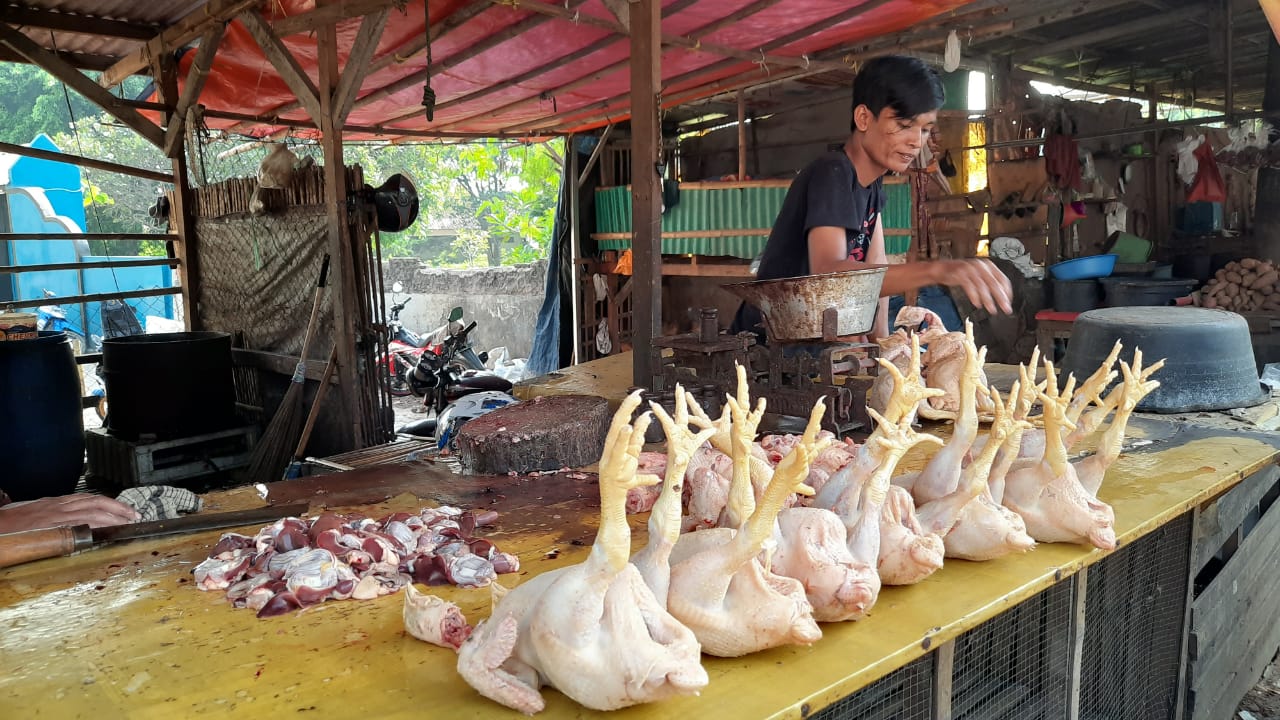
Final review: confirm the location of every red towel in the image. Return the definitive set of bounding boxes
[1044,134,1082,191]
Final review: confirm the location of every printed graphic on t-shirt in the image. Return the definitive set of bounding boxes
[846,208,878,262]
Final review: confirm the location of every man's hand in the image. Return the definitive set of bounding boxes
[0,494,140,534]
[932,258,1013,315]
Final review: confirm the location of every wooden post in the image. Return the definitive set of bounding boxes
[154,55,201,332]
[318,17,362,449]
[629,0,662,388]
[932,639,955,720]
[737,89,747,180]
[1148,83,1171,248]
[1067,569,1089,720]
[1224,0,1234,121]
[568,133,582,365]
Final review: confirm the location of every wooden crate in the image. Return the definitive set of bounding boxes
[85,425,259,488]
[1187,464,1280,719]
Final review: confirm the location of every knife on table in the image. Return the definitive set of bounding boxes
[0,502,310,570]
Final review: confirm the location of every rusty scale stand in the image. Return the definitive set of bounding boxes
[650,307,880,437]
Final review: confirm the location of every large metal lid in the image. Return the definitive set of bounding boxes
[1060,307,1267,413]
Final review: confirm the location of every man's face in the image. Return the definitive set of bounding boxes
[855,105,938,174]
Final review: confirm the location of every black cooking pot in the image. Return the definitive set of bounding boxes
[1061,307,1267,413]
[1104,278,1198,307]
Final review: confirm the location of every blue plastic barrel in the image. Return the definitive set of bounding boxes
[0,331,84,501]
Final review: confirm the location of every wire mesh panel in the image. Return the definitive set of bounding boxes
[1080,512,1193,720]
[952,581,1074,720]
[809,653,933,720]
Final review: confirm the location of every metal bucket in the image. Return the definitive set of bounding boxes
[722,266,887,341]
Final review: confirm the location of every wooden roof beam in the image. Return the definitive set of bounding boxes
[271,0,400,37]
[848,0,1130,62]
[0,45,114,71]
[377,0,722,129]
[483,0,855,75]
[1011,5,1208,63]
[1014,66,1225,113]
[162,24,225,157]
[450,0,891,134]
[0,22,165,147]
[226,0,488,134]
[99,0,260,89]
[332,8,388,124]
[3,5,159,40]
[239,9,324,125]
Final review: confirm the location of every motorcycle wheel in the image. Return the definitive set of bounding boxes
[384,363,413,397]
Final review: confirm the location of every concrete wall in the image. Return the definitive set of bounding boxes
[382,258,546,359]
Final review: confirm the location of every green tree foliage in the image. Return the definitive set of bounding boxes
[0,62,98,145]
[0,62,563,267]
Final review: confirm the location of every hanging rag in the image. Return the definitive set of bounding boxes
[116,486,203,522]
[614,249,634,275]
[1044,134,1082,191]
[943,30,961,72]
[1187,139,1227,203]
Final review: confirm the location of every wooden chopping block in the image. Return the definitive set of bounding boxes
[456,395,612,475]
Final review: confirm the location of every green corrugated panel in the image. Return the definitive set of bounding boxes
[882,182,912,228]
[883,182,913,256]
[593,182,910,259]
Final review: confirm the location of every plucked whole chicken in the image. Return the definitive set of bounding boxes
[456,391,707,714]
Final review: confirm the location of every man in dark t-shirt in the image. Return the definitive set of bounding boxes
[732,56,1013,342]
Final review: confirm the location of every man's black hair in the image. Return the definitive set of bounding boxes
[850,56,945,132]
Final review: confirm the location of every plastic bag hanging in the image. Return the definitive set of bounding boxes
[1187,139,1227,203]
[943,30,961,72]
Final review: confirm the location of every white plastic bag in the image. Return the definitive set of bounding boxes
[1175,135,1204,186]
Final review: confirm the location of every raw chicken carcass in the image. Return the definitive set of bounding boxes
[665,398,828,657]
[895,324,988,505]
[456,392,707,714]
[1002,362,1117,550]
[818,351,946,587]
[403,584,472,650]
[860,407,952,579]
[934,386,1037,561]
[918,320,995,421]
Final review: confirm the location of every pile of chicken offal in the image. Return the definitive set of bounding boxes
[404,320,1161,716]
[192,506,519,619]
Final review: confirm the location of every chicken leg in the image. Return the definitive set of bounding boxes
[633,385,718,607]
[898,322,988,504]
[1073,350,1164,496]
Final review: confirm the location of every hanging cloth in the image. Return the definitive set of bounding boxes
[1044,134,1082,191]
[1187,139,1227,203]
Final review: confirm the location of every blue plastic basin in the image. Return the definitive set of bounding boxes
[1049,254,1118,281]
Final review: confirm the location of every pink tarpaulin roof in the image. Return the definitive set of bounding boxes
[175,0,977,139]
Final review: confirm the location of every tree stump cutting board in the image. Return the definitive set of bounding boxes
[456,395,611,474]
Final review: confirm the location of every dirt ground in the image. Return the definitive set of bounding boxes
[1238,653,1280,719]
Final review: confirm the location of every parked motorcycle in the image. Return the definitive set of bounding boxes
[394,304,515,448]
[380,286,489,397]
[381,282,429,397]
[35,289,98,353]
